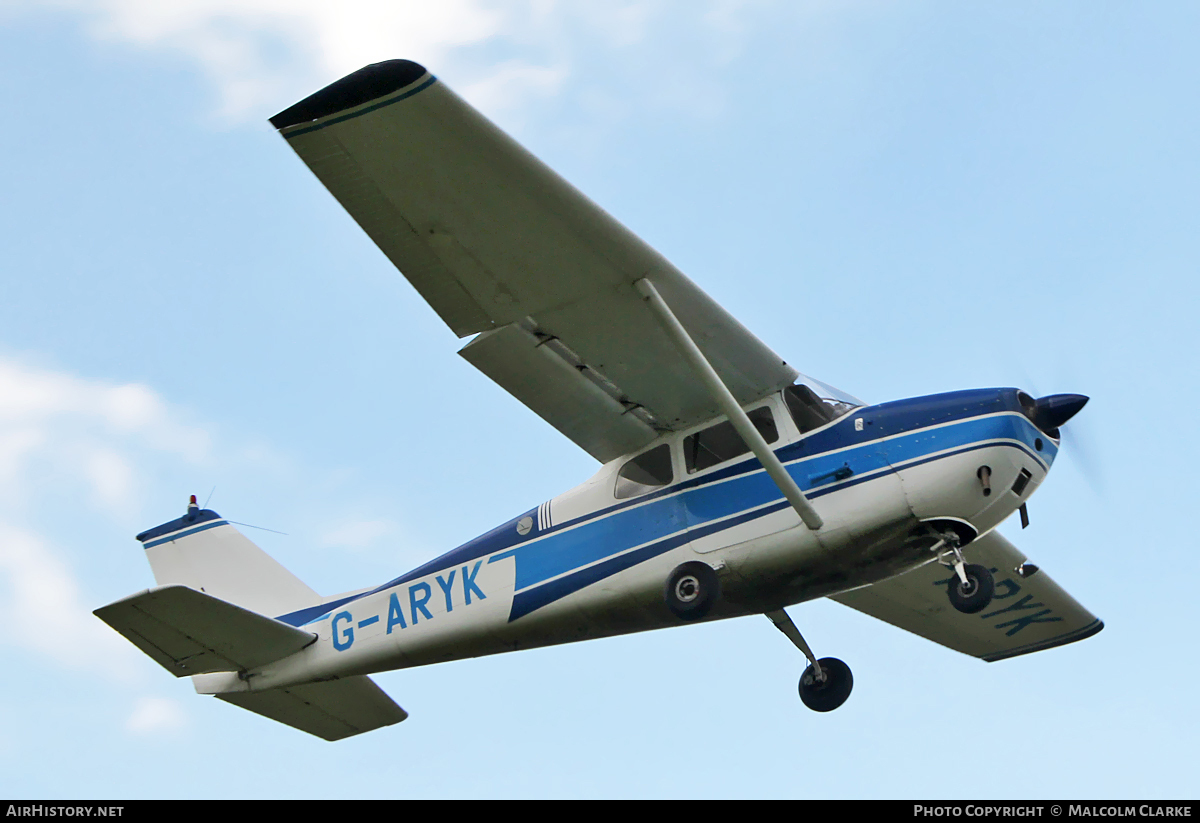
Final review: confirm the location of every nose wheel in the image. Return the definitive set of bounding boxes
[926,525,995,615]
[947,563,995,614]
[766,608,853,713]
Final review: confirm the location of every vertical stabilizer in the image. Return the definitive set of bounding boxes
[136,499,319,618]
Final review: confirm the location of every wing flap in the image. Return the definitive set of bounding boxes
[217,676,408,741]
[832,531,1103,661]
[94,585,317,676]
[276,62,797,452]
[460,322,659,462]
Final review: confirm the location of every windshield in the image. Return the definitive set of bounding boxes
[785,373,864,434]
[797,373,863,409]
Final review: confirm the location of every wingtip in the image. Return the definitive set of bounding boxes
[270,59,430,130]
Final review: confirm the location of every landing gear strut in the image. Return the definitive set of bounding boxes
[927,526,995,614]
[766,609,853,713]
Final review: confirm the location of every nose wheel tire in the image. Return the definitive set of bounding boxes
[798,657,853,712]
[947,563,995,614]
[664,562,720,621]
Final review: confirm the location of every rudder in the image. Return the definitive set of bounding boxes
[136,498,319,618]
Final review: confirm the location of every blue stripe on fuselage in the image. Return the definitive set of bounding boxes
[489,492,688,592]
[273,389,1053,626]
[507,498,793,621]
[498,412,1050,597]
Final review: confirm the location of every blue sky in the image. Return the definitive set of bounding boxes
[1,0,1197,798]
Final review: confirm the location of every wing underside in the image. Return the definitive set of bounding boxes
[273,60,797,462]
[832,531,1103,661]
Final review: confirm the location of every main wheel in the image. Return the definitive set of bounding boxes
[664,561,720,621]
[947,563,995,614]
[798,657,853,712]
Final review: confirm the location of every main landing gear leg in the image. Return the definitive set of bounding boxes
[765,609,853,713]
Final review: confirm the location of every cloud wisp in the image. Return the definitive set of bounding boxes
[0,355,217,678]
[6,0,800,125]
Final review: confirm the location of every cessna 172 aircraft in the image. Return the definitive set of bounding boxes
[96,60,1101,741]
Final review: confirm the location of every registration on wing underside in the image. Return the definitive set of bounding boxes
[833,530,1102,660]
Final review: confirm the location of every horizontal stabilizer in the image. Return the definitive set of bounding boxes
[94,585,317,676]
[832,531,1102,661]
[217,676,408,741]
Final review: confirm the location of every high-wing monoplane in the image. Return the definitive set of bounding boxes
[96,61,1101,741]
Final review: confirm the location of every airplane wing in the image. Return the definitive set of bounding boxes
[831,531,1103,661]
[271,60,798,463]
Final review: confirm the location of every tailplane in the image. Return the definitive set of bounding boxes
[94,585,317,676]
[218,677,408,741]
[96,498,409,741]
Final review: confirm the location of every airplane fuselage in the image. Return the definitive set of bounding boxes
[196,387,1055,695]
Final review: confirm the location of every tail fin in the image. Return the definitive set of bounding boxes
[136,499,319,618]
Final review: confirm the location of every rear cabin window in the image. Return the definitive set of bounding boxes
[615,444,674,499]
[684,407,778,474]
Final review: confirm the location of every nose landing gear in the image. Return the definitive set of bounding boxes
[947,563,995,614]
[926,526,995,614]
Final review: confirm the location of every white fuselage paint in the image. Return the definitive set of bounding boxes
[199,393,1052,696]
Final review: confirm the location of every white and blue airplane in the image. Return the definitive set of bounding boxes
[96,60,1101,741]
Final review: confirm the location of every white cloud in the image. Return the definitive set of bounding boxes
[0,356,210,514]
[0,355,213,676]
[126,696,187,735]
[3,0,802,124]
[458,58,568,123]
[83,447,136,510]
[17,0,529,119]
[0,521,134,678]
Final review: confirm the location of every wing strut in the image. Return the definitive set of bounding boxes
[635,278,824,531]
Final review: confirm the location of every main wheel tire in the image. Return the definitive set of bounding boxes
[664,561,720,621]
[798,657,853,712]
[947,563,995,614]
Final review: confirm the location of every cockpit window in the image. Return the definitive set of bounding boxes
[785,382,860,434]
[615,444,674,499]
[684,406,778,474]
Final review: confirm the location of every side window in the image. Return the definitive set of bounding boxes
[684,407,778,474]
[785,384,837,434]
[615,444,674,499]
